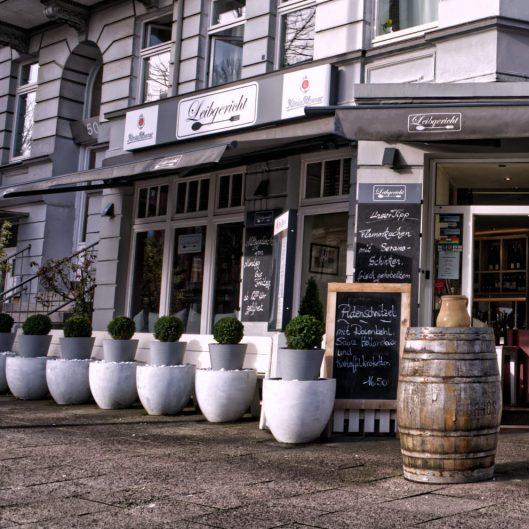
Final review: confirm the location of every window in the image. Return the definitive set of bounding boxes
[377,0,438,35]
[208,0,245,87]
[279,2,316,68]
[141,17,172,102]
[12,62,39,159]
[175,178,210,215]
[86,64,102,119]
[137,184,169,219]
[304,158,351,200]
[217,173,244,209]
[131,230,165,332]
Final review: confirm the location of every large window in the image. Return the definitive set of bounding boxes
[208,0,245,87]
[131,230,165,332]
[12,62,39,159]
[278,1,316,68]
[141,17,172,102]
[377,0,439,35]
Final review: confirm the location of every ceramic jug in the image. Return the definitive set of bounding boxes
[436,295,471,327]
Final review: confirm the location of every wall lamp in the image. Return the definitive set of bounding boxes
[382,147,403,170]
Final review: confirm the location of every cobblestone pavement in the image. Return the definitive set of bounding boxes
[2,396,529,528]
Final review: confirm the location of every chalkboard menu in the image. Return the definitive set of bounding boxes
[354,204,420,323]
[241,227,274,322]
[325,283,411,407]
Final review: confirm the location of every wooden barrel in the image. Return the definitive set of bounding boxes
[397,327,502,484]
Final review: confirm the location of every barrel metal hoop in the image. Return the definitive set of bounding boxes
[398,376,500,384]
[398,427,500,437]
[401,448,497,459]
[402,353,498,361]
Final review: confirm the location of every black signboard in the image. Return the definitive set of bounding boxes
[354,204,420,323]
[241,227,274,322]
[333,291,401,400]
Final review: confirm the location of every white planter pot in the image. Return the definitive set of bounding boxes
[17,334,52,358]
[263,378,336,444]
[137,364,195,415]
[46,358,91,405]
[102,339,138,362]
[89,361,137,409]
[0,332,16,352]
[0,352,14,393]
[148,341,186,366]
[59,337,95,360]
[195,368,257,423]
[6,356,48,400]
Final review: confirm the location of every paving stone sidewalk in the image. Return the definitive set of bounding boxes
[1,396,529,528]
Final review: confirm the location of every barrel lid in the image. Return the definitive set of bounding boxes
[406,327,494,340]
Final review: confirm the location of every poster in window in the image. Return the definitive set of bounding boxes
[309,243,339,275]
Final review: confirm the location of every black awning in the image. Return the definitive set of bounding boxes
[0,142,233,199]
[306,101,529,143]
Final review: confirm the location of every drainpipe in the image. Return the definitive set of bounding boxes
[171,0,184,96]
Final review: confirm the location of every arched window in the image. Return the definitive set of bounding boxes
[85,62,102,119]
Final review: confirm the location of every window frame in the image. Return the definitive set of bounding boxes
[214,169,246,213]
[275,0,316,70]
[11,60,39,162]
[372,0,439,45]
[139,16,174,103]
[207,0,246,87]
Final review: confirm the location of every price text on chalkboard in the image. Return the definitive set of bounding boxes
[241,227,274,322]
[325,283,411,408]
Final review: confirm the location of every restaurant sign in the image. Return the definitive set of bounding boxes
[123,106,158,150]
[408,112,462,133]
[176,82,258,139]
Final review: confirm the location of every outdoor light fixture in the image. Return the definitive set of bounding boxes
[382,147,403,170]
[101,203,115,218]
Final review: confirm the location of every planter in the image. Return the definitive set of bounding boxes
[59,337,95,360]
[277,348,325,380]
[208,343,247,370]
[17,334,52,358]
[89,360,137,409]
[0,332,16,352]
[148,341,186,366]
[46,358,91,405]
[195,368,256,422]
[0,352,14,393]
[263,378,336,444]
[102,339,138,362]
[6,356,48,400]
[137,364,195,415]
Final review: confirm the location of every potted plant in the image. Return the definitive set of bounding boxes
[103,316,137,362]
[149,316,186,366]
[0,313,15,352]
[382,18,393,33]
[18,314,53,358]
[60,315,95,360]
[209,317,246,370]
[278,315,325,380]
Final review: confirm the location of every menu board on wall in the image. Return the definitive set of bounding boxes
[324,283,411,408]
[354,204,421,323]
[241,227,274,322]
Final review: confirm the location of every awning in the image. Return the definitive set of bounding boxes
[307,101,529,143]
[0,142,233,199]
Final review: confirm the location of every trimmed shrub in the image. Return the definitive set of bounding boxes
[298,277,324,323]
[64,316,92,338]
[0,313,14,333]
[22,314,53,336]
[285,315,325,350]
[107,316,135,340]
[213,317,244,345]
[154,316,184,342]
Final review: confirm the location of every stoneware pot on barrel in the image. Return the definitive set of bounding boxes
[436,295,471,327]
[397,327,502,483]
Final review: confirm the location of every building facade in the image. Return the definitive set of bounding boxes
[3,0,529,391]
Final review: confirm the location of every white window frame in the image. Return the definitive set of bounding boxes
[135,180,171,224]
[275,0,316,70]
[11,61,39,162]
[299,150,353,206]
[207,0,247,87]
[172,175,213,220]
[139,16,173,103]
[214,169,246,213]
[127,169,246,334]
[372,0,439,46]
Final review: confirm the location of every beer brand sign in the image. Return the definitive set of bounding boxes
[123,105,158,150]
[176,82,258,139]
[408,112,462,133]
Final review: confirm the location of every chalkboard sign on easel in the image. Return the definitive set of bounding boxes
[324,283,411,409]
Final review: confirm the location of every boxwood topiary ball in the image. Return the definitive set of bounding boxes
[154,316,184,342]
[0,313,14,333]
[64,316,92,338]
[22,314,53,336]
[284,315,325,350]
[107,316,135,340]
[213,317,244,345]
